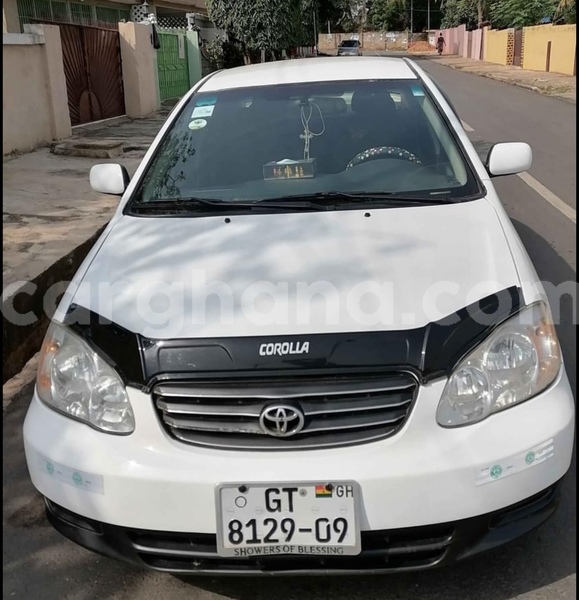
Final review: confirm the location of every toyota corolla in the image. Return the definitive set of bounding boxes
[23,57,574,575]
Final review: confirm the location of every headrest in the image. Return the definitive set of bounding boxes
[351,90,396,116]
[312,96,348,115]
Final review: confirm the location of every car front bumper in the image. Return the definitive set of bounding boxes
[23,371,574,573]
[43,481,563,574]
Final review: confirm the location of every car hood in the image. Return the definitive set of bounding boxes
[71,199,519,339]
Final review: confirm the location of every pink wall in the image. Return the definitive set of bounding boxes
[435,28,456,55]
[457,25,466,56]
[471,28,483,59]
[435,25,484,60]
[451,28,458,54]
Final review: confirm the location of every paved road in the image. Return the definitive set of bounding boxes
[3,58,576,600]
[418,57,577,210]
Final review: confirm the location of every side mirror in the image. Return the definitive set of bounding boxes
[89,164,130,195]
[486,142,532,177]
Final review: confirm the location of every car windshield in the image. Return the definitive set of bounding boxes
[131,79,481,209]
[340,41,359,47]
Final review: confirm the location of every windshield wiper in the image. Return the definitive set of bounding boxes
[261,191,455,204]
[130,198,246,212]
[129,197,333,214]
[129,191,456,215]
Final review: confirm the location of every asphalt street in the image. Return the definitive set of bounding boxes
[3,57,576,600]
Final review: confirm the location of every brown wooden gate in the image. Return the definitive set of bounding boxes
[513,29,523,67]
[58,24,125,125]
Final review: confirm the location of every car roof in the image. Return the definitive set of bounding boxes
[198,57,418,92]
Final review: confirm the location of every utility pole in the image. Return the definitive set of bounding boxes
[362,0,367,49]
[313,5,317,54]
[410,0,413,37]
[427,0,431,31]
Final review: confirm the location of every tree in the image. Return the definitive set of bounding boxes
[490,0,558,28]
[204,36,245,69]
[366,0,443,32]
[475,0,487,25]
[440,0,480,27]
[319,0,360,31]
[554,0,576,22]
[368,0,408,30]
[440,0,496,28]
[317,0,375,33]
[206,0,304,62]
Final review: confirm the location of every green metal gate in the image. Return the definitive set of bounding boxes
[157,31,190,101]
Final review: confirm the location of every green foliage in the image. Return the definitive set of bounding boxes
[368,0,408,30]
[293,0,319,47]
[204,37,245,70]
[490,0,559,28]
[365,0,443,31]
[441,0,480,28]
[319,0,359,31]
[207,0,304,54]
[440,0,563,28]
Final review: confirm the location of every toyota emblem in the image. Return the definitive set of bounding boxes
[259,405,305,437]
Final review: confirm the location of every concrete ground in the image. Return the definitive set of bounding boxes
[2,110,169,383]
[427,54,576,103]
[2,113,167,290]
[2,56,577,599]
[360,49,576,103]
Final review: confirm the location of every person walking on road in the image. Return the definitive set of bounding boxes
[436,34,446,56]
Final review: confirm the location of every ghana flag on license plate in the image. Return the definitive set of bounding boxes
[315,485,333,498]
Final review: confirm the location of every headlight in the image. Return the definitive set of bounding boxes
[36,322,135,434]
[436,302,561,427]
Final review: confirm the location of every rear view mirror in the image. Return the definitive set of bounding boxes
[486,142,532,177]
[90,164,130,195]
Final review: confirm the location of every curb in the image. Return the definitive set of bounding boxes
[2,226,106,385]
[51,140,125,158]
[72,115,130,134]
[479,72,576,104]
[3,352,38,412]
[439,61,576,104]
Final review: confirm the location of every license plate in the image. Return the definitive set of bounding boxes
[216,481,360,557]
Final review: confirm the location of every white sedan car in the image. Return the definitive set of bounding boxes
[24,57,574,574]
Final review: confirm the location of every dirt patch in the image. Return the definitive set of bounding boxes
[5,495,48,529]
[408,42,433,53]
[50,169,88,177]
[4,212,81,223]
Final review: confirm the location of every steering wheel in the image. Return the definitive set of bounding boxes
[346,146,421,170]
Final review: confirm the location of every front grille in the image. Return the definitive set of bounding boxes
[128,524,454,573]
[154,373,418,450]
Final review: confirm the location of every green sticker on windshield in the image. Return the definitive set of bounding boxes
[195,96,217,107]
[411,85,425,97]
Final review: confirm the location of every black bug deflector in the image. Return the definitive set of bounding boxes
[63,286,523,391]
